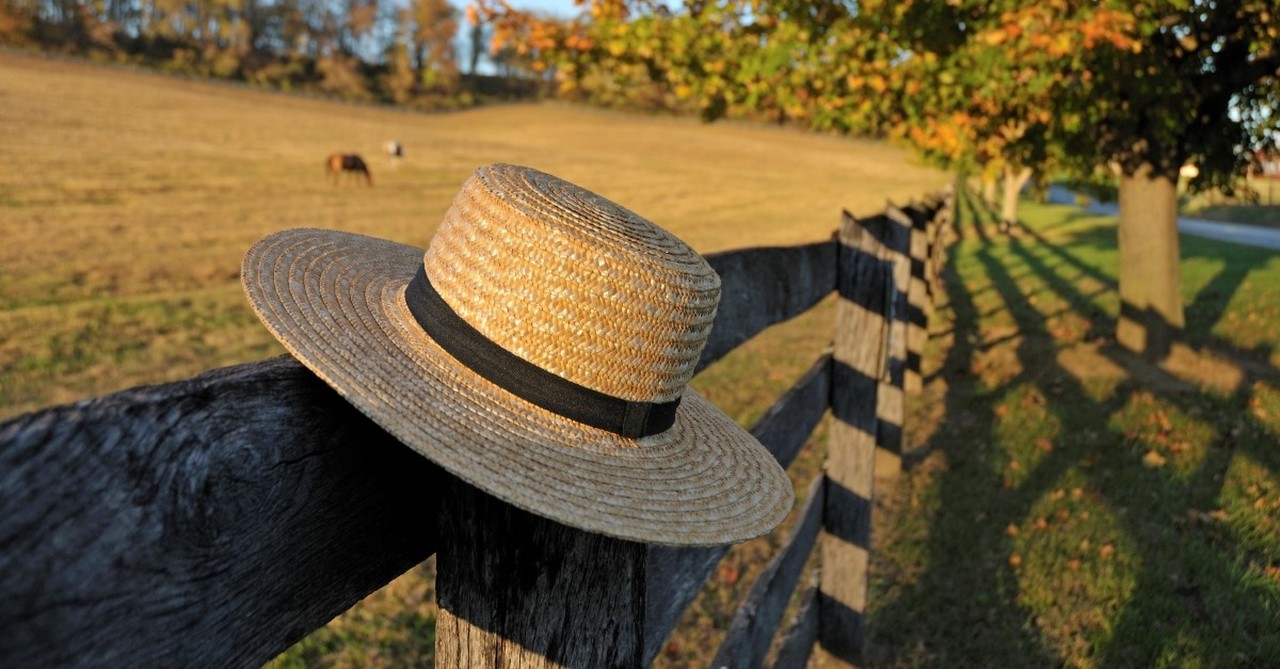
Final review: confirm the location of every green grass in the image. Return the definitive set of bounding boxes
[1184,176,1280,228]
[1189,203,1280,228]
[866,190,1280,667]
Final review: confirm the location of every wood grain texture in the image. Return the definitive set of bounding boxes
[770,584,819,669]
[0,356,442,668]
[643,354,830,665]
[710,475,825,669]
[435,477,645,669]
[699,241,838,372]
[820,211,895,664]
[860,210,912,475]
[888,203,931,395]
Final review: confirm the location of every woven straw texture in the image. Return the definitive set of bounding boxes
[241,164,793,546]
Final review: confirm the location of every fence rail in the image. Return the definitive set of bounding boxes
[0,189,953,668]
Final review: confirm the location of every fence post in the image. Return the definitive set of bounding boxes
[933,186,957,297]
[888,204,931,395]
[819,211,896,664]
[434,476,645,669]
[873,210,913,478]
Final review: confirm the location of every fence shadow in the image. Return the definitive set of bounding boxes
[866,186,1280,666]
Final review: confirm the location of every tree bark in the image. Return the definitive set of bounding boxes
[1000,165,1032,231]
[981,175,998,208]
[1116,164,1184,359]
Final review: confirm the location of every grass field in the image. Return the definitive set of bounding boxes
[0,52,946,667]
[0,51,947,421]
[866,192,1280,667]
[1185,176,1280,228]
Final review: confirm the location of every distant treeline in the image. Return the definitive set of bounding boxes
[0,0,544,107]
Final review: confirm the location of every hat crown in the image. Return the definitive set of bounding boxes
[423,164,720,403]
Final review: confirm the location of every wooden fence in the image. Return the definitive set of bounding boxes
[0,190,953,668]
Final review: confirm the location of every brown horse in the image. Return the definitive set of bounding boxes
[325,153,373,186]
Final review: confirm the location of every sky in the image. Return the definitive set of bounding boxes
[458,0,581,75]
[509,0,580,18]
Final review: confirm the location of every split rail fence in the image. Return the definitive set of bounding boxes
[0,189,953,668]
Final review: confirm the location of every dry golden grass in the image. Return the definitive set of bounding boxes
[0,50,947,666]
[0,51,945,419]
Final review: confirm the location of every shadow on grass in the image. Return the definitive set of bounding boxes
[866,187,1280,667]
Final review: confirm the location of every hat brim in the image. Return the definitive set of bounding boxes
[242,228,794,546]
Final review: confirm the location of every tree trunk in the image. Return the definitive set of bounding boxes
[1000,165,1032,232]
[981,175,997,208]
[1116,164,1184,359]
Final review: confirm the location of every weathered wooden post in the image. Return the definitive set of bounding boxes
[819,210,897,663]
[932,187,957,297]
[870,210,913,478]
[434,477,646,669]
[888,203,931,395]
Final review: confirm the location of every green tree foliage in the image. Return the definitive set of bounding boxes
[487,0,1280,357]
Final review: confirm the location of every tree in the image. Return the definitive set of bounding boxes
[1046,1,1279,357]
[464,5,488,75]
[487,0,1280,359]
[411,0,459,91]
[379,8,418,103]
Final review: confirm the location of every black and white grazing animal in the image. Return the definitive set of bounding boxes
[384,140,404,167]
[325,153,372,186]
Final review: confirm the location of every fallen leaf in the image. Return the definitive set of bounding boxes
[1142,450,1167,468]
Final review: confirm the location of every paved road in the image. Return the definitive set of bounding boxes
[1045,185,1280,251]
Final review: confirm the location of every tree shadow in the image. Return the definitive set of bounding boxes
[866,186,1280,666]
[1016,215,1279,373]
[1001,225,1280,666]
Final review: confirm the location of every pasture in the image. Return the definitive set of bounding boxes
[0,51,945,667]
[0,51,946,422]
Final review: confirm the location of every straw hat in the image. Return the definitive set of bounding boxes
[241,163,793,546]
